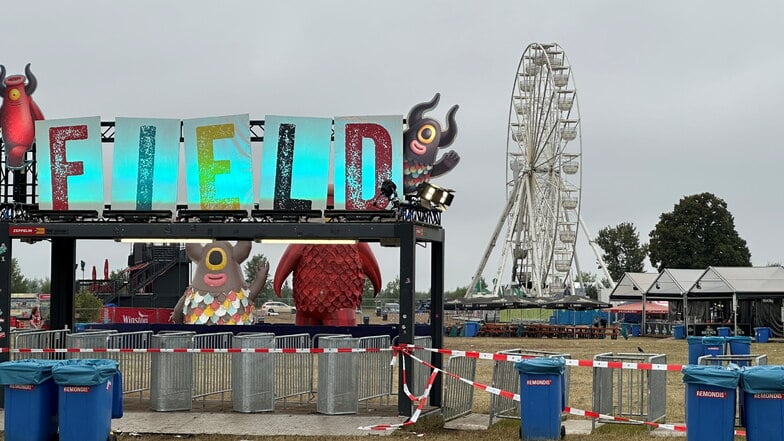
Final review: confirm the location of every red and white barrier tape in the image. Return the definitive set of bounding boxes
[2,347,390,354]
[407,345,685,372]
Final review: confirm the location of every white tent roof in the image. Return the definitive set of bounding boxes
[609,272,659,300]
[647,269,704,299]
[689,266,784,299]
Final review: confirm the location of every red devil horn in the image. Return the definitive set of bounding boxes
[0,65,6,95]
[24,63,37,96]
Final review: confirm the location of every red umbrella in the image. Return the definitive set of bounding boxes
[91,265,97,281]
[104,259,109,280]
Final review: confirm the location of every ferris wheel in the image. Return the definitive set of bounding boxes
[469,42,604,298]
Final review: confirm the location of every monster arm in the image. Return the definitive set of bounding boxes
[29,99,44,121]
[171,292,187,324]
[273,244,304,297]
[429,150,460,178]
[357,242,382,296]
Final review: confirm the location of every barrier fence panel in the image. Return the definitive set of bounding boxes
[697,354,768,367]
[232,333,276,413]
[317,335,359,415]
[592,352,667,431]
[64,330,116,359]
[11,329,70,360]
[192,332,233,406]
[488,349,571,426]
[150,331,194,412]
[357,335,392,406]
[274,333,312,407]
[442,355,477,422]
[411,336,432,398]
[109,331,154,401]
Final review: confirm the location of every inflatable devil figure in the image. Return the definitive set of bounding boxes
[0,64,44,169]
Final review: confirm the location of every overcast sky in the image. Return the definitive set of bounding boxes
[3,1,783,293]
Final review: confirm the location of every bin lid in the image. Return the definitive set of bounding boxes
[702,337,726,345]
[686,336,703,344]
[514,357,565,375]
[52,359,120,386]
[0,360,61,385]
[682,365,739,389]
[741,366,784,394]
[725,336,752,344]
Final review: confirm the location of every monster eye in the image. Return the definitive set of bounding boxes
[9,89,21,101]
[417,124,437,144]
[205,248,227,271]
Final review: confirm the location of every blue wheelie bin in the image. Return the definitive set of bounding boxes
[631,324,641,337]
[717,327,731,337]
[754,327,771,343]
[682,365,740,441]
[515,357,565,440]
[0,360,61,441]
[52,359,123,441]
[700,337,726,364]
[673,325,686,340]
[726,336,752,365]
[687,336,705,364]
[740,365,784,441]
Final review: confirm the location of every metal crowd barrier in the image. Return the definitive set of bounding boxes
[64,330,117,359]
[232,332,276,413]
[697,354,768,367]
[192,332,233,406]
[410,336,432,398]
[488,349,571,426]
[274,333,312,407]
[442,355,477,422]
[11,328,70,360]
[592,352,667,431]
[108,331,154,401]
[357,335,392,406]
[150,331,195,411]
[317,335,360,415]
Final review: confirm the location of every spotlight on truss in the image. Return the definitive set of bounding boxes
[414,181,455,211]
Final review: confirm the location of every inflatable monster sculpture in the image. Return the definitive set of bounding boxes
[0,64,44,169]
[273,243,381,326]
[172,241,269,325]
[402,93,459,194]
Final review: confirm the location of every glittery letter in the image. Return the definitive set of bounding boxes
[274,123,311,210]
[196,124,239,210]
[136,125,156,210]
[48,125,87,210]
[344,123,392,210]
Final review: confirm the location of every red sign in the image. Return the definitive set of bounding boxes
[753,393,784,399]
[10,384,34,391]
[8,226,45,236]
[102,307,173,324]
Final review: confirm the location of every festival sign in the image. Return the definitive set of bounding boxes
[34,114,405,213]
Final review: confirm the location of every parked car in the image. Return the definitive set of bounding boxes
[260,301,296,315]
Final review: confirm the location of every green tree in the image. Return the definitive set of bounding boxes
[596,222,649,281]
[380,276,400,299]
[10,258,30,292]
[74,288,103,322]
[648,193,751,270]
[579,271,598,299]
